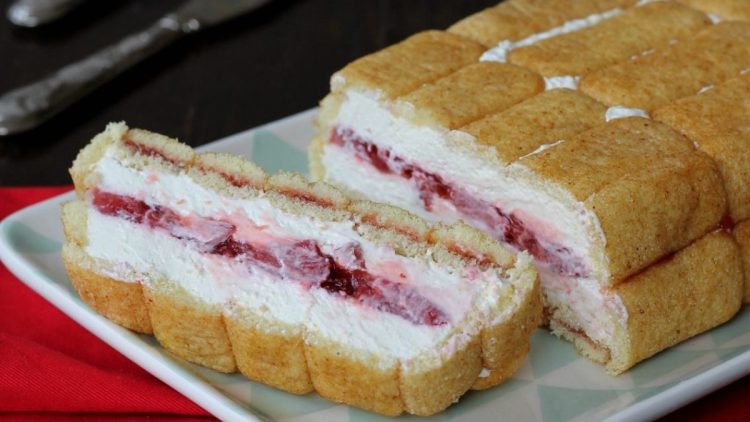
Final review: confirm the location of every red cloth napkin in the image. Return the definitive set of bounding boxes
[0,187,748,421]
[0,187,213,421]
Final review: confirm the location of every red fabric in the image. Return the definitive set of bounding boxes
[0,187,748,421]
[0,187,213,420]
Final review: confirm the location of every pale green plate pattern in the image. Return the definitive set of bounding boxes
[1,109,748,421]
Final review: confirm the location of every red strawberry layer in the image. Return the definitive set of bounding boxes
[330,126,588,278]
[91,189,449,326]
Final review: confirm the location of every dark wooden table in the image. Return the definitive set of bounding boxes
[0,0,499,185]
[0,0,747,420]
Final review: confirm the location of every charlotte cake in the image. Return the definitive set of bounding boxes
[312,10,744,373]
[63,122,541,416]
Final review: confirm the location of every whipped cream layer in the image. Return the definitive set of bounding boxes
[85,147,508,361]
[322,90,627,348]
[605,106,650,122]
[544,76,581,91]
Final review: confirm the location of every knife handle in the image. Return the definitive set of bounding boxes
[0,15,192,135]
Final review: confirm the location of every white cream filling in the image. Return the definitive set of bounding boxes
[87,210,313,324]
[605,106,650,122]
[480,8,623,63]
[539,269,621,346]
[325,90,628,347]
[518,140,565,160]
[635,0,666,6]
[321,146,438,222]
[86,151,508,360]
[544,76,580,91]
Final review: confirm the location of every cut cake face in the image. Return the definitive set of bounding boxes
[63,123,541,416]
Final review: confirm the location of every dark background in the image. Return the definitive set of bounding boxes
[0,0,498,185]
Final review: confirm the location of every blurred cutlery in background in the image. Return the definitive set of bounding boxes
[0,0,271,136]
[7,0,84,27]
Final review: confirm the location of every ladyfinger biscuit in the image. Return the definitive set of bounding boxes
[653,73,750,221]
[397,62,544,129]
[330,31,485,99]
[610,231,743,374]
[462,88,607,163]
[507,2,710,77]
[448,0,636,47]
[581,22,750,112]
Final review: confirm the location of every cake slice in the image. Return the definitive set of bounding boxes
[313,45,743,373]
[62,123,541,416]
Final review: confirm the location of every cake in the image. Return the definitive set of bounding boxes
[62,122,541,416]
[311,0,747,374]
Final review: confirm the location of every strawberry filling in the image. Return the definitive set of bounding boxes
[330,126,588,278]
[91,189,449,326]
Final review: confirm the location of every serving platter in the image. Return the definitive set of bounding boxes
[1,109,749,421]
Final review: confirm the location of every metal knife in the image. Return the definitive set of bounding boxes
[7,0,84,27]
[0,0,271,136]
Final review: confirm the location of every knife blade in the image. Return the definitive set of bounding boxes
[0,0,272,136]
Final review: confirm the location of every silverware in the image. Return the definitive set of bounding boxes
[0,0,271,136]
[7,0,83,27]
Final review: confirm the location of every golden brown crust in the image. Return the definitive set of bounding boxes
[308,136,327,181]
[332,31,485,99]
[224,306,313,394]
[473,269,542,390]
[305,336,404,416]
[523,117,727,284]
[609,231,744,374]
[733,220,750,303]
[400,336,482,416]
[508,2,711,76]
[580,22,750,112]
[399,62,544,129]
[677,0,750,21]
[397,62,543,130]
[448,0,637,47]
[62,243,153,334]
[653,73,750,221]
[142,280,236,373]
[461,88,607,163]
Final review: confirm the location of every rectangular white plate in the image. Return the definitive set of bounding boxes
[1,109,749,422]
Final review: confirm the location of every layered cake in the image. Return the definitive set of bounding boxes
[62,123,541,416]
[311,0,747,374]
